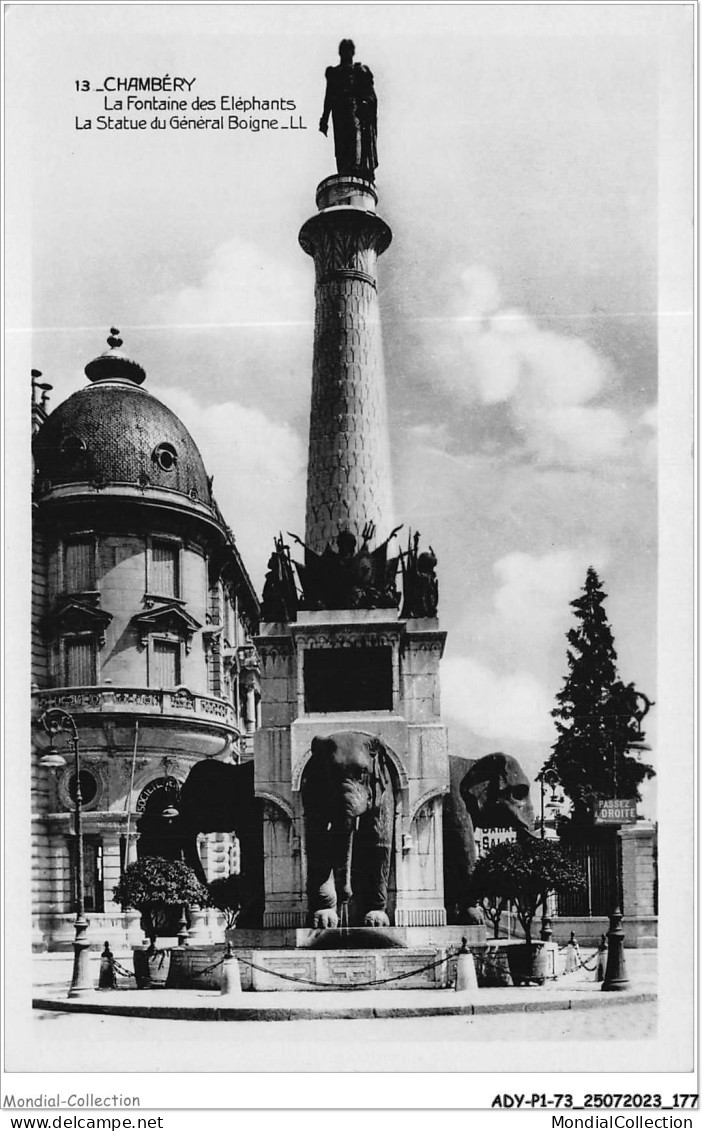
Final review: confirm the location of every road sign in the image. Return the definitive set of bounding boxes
[595,798,638,824]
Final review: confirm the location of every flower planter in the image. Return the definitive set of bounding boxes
[165,945,225,990]
[478,944,514,987]
[506,942,554,987]
[132,946,171,989]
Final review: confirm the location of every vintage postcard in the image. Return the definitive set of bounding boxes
[2,1,695,1118]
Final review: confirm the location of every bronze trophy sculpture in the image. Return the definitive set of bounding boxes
[319,39,378,182]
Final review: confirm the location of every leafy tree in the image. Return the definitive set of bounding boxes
[113,857,209,949]
[542,568,655,825]
[470,839,586,946]
[208,875,241,930]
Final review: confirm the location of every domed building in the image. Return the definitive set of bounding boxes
[31,332,261,949]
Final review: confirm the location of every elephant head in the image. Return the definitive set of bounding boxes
[301,730,394,929]
[443,752,535,925]
[461,752,535,835]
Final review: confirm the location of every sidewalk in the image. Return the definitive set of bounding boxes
[32,949,657,1022]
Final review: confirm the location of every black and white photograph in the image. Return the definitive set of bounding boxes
[2,0,695,1118]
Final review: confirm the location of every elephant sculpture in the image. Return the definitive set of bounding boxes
[302,731,395,929]
[443,752,535,924]
[175,759,264,928]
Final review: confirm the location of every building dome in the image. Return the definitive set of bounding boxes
[33,331,212,504]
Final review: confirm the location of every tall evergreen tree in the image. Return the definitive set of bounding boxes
[542,567,655,825]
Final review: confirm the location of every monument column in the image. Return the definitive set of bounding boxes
[299,176,394,552]
[254,45,456,935]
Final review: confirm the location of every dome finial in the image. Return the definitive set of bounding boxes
[84,328,146,385]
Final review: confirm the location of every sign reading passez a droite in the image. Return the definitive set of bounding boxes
[595,799,638,824]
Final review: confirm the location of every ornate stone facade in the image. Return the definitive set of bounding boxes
[31,336,260,949]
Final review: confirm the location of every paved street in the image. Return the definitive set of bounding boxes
[11,949,668,1075]
[32,998,656,1042]
[18,1000,658,1075]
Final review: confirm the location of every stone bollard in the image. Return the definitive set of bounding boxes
[455,938,478,994]
[220,943,242,997]
[564,931,580,974]
[177,906,190,947]
[602,908,629,992]
[98,941,117,990]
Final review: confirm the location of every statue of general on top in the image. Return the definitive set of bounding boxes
[319,39,378,183]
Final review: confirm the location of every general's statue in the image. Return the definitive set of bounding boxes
[319,39,378,182]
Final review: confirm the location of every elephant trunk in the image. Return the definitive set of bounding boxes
[334,823,356,910]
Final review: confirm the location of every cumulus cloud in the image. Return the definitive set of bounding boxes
[158,385,306,588]
[488,547,610,664]
[147,237,313,330]
[441,655,555,743]
[441,548,612,746]
[438,264,647,467]
[139,236,314,420]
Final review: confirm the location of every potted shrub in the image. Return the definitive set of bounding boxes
[470,838,586,985]
[113,857,209,988]
[207,875,241,931]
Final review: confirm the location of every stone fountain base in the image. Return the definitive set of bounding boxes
[166,925,486,991]
[248,947,448,991]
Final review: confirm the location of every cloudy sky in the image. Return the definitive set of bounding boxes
[8,4,692,806]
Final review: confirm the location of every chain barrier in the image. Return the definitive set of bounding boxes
[110,957,136,980]
[103,940,607,991]
[191,953,228,976]
[104,949,451,990]
[556,939,607,973]
[577,949,605,972]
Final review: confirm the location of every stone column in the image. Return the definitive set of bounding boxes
[101,830,123,912]
[124,830,139,867]
[618,821,658,946]
[245,686,256,734]
[299,175,394,552]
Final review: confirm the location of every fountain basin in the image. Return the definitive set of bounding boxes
[299,927,407,949]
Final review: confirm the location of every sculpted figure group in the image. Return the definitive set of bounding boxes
[260,524,440,620]
[290,522,402,611]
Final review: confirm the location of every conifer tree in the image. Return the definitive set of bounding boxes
[542,567,654,825]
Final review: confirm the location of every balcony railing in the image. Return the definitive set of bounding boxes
[33,685,239,729]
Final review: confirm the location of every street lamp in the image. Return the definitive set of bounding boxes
[537,768,561,840]
[39,707,93,997]
[535,768,562,943]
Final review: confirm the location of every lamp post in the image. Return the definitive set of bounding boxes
[39,707,93,997]
[538,768,561,840]
[536,768,561,942]
[599,690,653,993]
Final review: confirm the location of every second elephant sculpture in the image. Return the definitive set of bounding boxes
[175,759,265,928]
[301,730,395,928]
[443,751,535,924]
